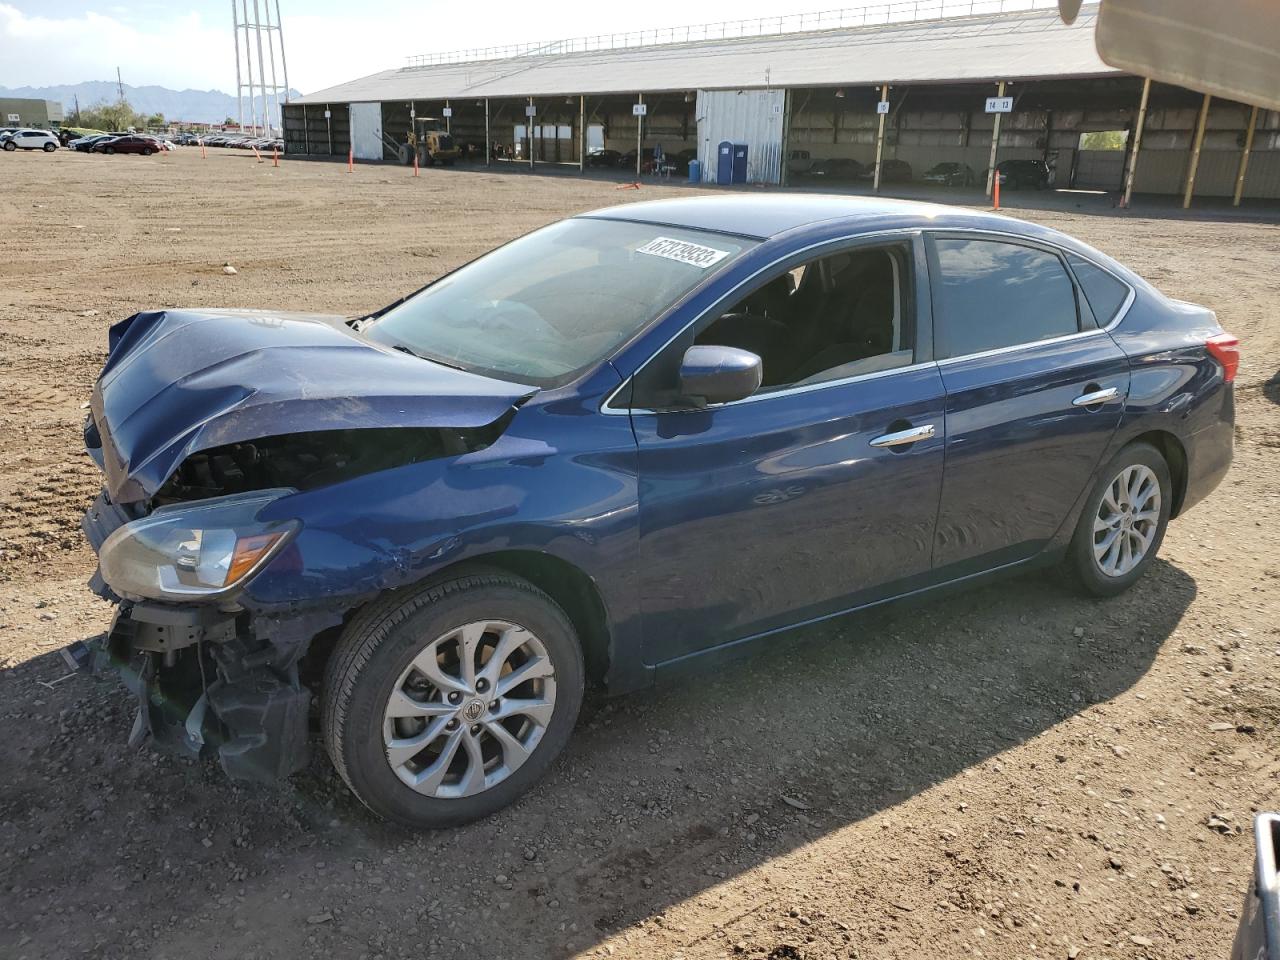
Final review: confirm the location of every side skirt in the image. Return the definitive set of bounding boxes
[650,547,1066,684]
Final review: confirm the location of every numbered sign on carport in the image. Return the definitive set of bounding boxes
[985,97,1013,113]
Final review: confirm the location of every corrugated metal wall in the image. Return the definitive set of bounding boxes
[696,89,785,185]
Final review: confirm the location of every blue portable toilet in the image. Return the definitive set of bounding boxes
[688,158,701,184]
[732,143,748,183]
[716,141,734,185]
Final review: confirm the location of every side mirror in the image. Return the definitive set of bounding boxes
[678,345,762,407]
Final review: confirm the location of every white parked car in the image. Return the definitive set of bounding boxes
[3,129,59,152]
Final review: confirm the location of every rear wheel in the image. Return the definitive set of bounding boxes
[323,571,584,828]
[1066,442,1171,597]
[105,146,115,155]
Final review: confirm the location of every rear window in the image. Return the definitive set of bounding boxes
[1068,254,1131,325]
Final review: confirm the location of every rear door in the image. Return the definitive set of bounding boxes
[926,232,1131,574]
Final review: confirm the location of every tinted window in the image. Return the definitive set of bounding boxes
[933,239,1078,359]
[1068,254,1130,325]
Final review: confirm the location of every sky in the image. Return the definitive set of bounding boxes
[0,0,827,94]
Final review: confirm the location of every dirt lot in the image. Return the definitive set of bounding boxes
[1,148,1278,960]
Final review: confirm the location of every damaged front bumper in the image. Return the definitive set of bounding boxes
[78,491,318,782]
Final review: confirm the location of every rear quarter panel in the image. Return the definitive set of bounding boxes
[1102,291,1234,516]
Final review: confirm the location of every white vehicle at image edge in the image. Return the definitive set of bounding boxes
[3,129,59,152]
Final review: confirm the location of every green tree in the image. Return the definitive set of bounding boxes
[77,98,145,132]
[1079,130,1128,151]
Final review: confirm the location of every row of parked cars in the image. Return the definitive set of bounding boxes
[0,127,285,157]
[789,151,1052,189]
[586,146,699,174]
[189,134,285,151]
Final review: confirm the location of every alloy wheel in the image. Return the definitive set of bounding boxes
[382,620,556,798]
[1092,464,1161,577]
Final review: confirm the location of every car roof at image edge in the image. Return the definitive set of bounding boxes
[584,194,1029,241]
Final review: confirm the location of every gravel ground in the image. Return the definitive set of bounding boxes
[1,148,1278,960]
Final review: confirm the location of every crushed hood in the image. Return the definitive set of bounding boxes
[91,308,537,502]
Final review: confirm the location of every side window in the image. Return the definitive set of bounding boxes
[1067,254,1131,326]
[694,243,914,391]
[932,238,1079,359]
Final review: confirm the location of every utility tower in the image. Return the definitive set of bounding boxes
[231,0,291,135]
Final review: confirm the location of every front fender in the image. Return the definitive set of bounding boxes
[242,395,645,684]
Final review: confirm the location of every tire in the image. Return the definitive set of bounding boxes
[43,143,56,152]
[142,147,153,156]
[2,142,14,152]
[323,571,585,828]
[1065,442,1172,597]
[105,146,115,155]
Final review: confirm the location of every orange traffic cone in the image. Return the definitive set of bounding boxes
[413,151,419,177]
[347,147,354,173]
[993,174,1001,211]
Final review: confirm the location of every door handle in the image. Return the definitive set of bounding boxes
[1072,386,1120,407]
[870,424,936,448]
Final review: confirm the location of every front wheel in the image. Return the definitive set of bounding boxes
[1065,442,1172,597]
[105,146,115,154]
[142,147,153,156]
[323,571,585,828]
[2,142,15,152]
[43,142,56,152]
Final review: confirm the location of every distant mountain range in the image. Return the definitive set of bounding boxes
[0,81,302,125]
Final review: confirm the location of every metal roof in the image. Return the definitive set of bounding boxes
[294,8,1118,105]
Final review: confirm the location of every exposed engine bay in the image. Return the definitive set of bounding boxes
[152,422,510,505]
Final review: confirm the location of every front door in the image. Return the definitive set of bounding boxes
[630,237,946,665]
[926,233,1130,573]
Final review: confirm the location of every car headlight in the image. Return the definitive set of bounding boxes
[99,489,299,602]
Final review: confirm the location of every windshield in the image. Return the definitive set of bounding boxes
[365,218,755,386]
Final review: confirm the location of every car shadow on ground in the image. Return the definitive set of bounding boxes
[0,559,1195,958]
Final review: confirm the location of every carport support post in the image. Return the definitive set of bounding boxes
[1182,93,1211,210]
[444,99,450,134]
[302,103,309,154]
[528,97,535,170]
[984,80,1006,198]
[636,93,644,179]
[873,83,888,192]
[1233,104,1259,207]
[579,95,585,172]
[1120,77,1150,209]
[325,104,332,155]
[484,98,490,166]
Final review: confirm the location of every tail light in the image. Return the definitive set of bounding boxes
[1206,332,1240,383]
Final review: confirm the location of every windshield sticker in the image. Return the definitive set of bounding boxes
[635,236,731,269]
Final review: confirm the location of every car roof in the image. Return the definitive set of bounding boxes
[584,194,1036,242]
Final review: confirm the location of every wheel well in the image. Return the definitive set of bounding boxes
[468,551,611,683]
[297,551,612,690]
[1129,430,1188,517]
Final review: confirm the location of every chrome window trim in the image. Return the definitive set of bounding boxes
[621,358,938,415]
[600,225,1137,415]
[600,227,923,415]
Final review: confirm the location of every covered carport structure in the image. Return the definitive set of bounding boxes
[282,5,1280,205]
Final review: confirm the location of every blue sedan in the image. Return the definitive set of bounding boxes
[80,195,1237,828]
